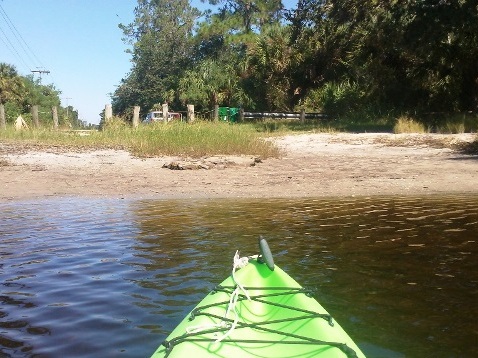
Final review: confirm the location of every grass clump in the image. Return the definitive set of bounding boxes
[130,121,280,158]
[251,119,338,134]
[438,121,466,134]
[393,116,427,133]
[0,121,280,159]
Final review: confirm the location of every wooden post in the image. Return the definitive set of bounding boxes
[187,104,195,122]
[162,103,169,122]
[133,106,140,128]
[239,108,244,122]
[105,104,113,122]
[0,104,5,130]
[32,105,40,128]
[214,104,219,121]
[52,106,59,129]
[300,108,306,122]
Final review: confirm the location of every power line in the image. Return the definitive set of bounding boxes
[0,23,31,71]
[0,4,43,68]
[0,3,48,74]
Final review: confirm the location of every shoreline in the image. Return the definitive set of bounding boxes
[1,133,477,202]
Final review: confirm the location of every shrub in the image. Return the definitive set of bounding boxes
[0,121,280,159]
[302,81,364,115]
[440,121,465,134]
[393,116,427,133]
[101,116,129,131]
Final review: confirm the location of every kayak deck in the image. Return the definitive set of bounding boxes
[151,256,365,357]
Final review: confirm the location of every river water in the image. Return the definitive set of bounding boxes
[0,196,477,357]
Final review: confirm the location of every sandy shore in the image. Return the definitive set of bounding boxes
[1,133,477,202]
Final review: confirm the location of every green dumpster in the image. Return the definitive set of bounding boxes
[218,107,229,121]
[218,107,240,122]
[229,107,239,122]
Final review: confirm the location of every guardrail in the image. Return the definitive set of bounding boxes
[242,111,327,120]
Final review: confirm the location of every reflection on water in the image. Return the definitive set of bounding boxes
[0,196,477,357]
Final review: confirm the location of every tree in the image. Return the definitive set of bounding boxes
[401,0,478,111]
[246,25,298,110]
[217,0,283,33]
[178,56,252,109]
[289,0,478,115]
[188,0,287,111]
[113,0,200,116]
[200,0,284,46]
[112,0,478,120]
[0,63,23,105]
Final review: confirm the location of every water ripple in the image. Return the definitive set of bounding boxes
[0,196,477,357]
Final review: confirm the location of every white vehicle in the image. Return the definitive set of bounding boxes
[142,111,182,123]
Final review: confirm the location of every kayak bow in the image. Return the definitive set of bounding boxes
[150,239,366,358]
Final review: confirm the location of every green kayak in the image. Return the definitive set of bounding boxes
[151,239,366,358]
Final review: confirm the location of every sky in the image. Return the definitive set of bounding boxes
[1,0,298,124]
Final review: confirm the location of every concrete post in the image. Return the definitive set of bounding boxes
[105,104,113,122]
[32,105,39,128]
[187,104,195,122]
[0,104,5,130]
[52,106,59,129]
[133,106,140,128]
[162,103,169,122]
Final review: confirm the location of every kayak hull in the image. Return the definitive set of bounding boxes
[151,257,365,357]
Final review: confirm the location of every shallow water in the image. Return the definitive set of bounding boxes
[0,196,477,357]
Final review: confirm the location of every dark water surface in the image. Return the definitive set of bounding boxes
[0,196,477,357]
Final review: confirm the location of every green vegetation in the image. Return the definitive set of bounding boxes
[3,116,477,158]
[3,1,477,131]
[110,0,477,128]
[132,121,280,157]
[2,1,478,157]
[0,121,280,159]
[393,117,427,134]
[0,63,80,127]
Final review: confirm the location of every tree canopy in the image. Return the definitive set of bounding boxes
[112,0,478,120]
[0,62,78,127]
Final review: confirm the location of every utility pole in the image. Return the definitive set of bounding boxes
[31,69,50,83]
[63,97,72,118]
